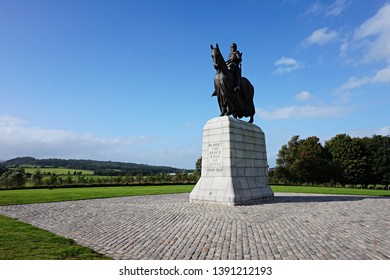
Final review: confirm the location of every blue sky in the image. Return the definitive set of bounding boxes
[1,0,389,169]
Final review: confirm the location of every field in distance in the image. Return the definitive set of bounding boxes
[24,167,94,175]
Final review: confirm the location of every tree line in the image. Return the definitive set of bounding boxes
[2,157,192,176]
[0,167,199,189]
[2,134,389,189]
[270,134,390,188]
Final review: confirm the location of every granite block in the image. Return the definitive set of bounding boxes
[190,116,274,206]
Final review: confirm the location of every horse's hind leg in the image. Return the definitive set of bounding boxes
[248,115,254,123]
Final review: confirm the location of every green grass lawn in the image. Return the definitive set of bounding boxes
[0,184,388,206]
[0,185,194,206]
[271,185,390,196]
[0,215,110,260]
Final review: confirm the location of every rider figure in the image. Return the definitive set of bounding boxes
[226,43,242,92]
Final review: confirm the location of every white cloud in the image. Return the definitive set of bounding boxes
[354,3,390,63]
[349,126,390,137]
[337,4,390,92]
[305,2,323,16]
[326,0,350,17]
[0,115,200,168]
[275,57,297,66]
[257,105,347,120]
[371,66,390,83]
[0,115,25,127]
[337,76,371,91]
[303,27,339,47]
[339,37,352,60]
[273,56,302,75]
[379,126,390,135]
[305,0,350,17]
[337,66,390,91]
[295,91,312,101]
[0,115,155,161]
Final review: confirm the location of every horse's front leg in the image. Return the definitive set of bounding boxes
[216,92,227,116]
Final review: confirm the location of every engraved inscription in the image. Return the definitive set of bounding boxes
[206,168,223,174]
[207,142,223,176]
[208,142,222,167]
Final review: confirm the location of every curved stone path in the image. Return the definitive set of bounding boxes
[0,193,389,260]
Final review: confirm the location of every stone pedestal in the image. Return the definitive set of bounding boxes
[190,116,274,206]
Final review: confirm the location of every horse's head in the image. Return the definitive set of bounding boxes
[210,43,223,70]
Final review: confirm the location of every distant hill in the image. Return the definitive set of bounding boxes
[2,157,193,176]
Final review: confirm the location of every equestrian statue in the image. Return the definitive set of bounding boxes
[211,43,255,123]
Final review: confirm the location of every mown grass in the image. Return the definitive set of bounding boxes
[271,185,390,196]
[0,185,194,206]
[0,215,110,260]
[1,185,388,207]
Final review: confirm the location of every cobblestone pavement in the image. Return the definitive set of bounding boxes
[0,193,389,260]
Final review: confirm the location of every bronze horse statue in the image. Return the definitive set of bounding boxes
[211,43,255,123]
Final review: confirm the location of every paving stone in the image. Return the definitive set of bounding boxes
[0,192,389,260]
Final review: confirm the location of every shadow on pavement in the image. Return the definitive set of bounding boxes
[269,194,389,204]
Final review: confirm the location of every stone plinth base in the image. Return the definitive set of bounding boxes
[190,116,274,206]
